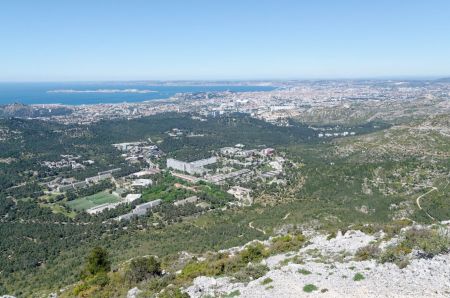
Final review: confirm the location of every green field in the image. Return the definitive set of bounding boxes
[66,191,120,211]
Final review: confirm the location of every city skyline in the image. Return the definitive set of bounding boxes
[1,0,450,81]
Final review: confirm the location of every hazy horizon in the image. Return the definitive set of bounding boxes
[0,75,449,84]
[2,0,450,81]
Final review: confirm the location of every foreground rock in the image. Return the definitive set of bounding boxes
[185,230,450,297]
[127,287,142,298]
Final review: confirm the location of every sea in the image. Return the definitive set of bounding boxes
[0,83,275,105]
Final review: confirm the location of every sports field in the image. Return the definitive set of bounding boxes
[66,191,120,211]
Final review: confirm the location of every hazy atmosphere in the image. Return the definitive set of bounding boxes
[1,0,450,81]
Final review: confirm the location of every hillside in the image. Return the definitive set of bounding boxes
[52,222,450,297]
[185,225,450,298]
[0,109,448,297]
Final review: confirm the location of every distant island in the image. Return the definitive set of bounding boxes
[47,88,158,94]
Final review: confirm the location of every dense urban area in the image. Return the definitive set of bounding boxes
[0,79,449,297]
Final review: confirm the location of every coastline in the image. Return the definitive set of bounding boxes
[0,83,276,106]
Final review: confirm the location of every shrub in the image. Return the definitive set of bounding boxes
[326,231,337,240]
[280,255,304,266]
[233,264,269,283]
[353,224,379,235]
[396,259,410,269]
[159,286,189,298]
[179,261,211,280]
[240,243,267,264]
[353,273,365,281]
[179,252,244,282]
[126,256,162,283]
[89,271,110,287]
[298,268,312,275]
[403,227,450,257]
[353,219,413,238]
[72,282,89,296]
[270,233,306,254]
[379,243,411,266]
[224,290,241,297]
[140,275,175,297]
[384,219,413,237]
[260,277,273,285]
[355,244,381,261]
[303,284,318,293]
[380,227,450,267]
[70,271,111,296]
[83,246,111,277]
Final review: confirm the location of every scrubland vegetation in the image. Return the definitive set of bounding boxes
[0,111,449,296]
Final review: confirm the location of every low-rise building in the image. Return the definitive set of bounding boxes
[236,150,257,157]
[124,193,142,203]
[98,168,121,175]
[57,181,88,192]
[131,178,152,187]
[227,186,252,205]
[167,157,217,175]
[86,202,120,214]
[174,196,199,207]
[116,199,162,220]
[220,147,241,155]
[130,168,160,177]
[207,169,250,184]
[269,161,283,171]
[85,173,112,183]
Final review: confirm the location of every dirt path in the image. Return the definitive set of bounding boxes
[416,187,438,221]
[249,221,266,235]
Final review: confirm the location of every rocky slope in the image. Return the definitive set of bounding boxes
[185,229,450,298]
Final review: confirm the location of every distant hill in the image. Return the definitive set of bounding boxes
[0,103,72,118]
[435,77,450,82]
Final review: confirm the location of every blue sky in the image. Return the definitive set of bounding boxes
[1,0,450,81]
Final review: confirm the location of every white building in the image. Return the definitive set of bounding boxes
[269,161,283,171]
[115,199,162,221]
[190,157,217,168]
[124,193,142,203]
[167,158,188,172]
[86,202,120,214]
[113,142,143,151]
[167,157,217,175]
[220,147,241,155]
[85,173,112,184]
[132,179,152,187]
[130,168,160,177]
